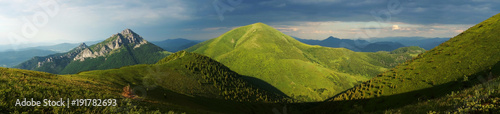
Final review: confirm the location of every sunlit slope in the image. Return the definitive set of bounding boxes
[0,67,122,113]
[312,13,500,113]
[386,64,500,113]
[187,22,414,101]
[1,51,291,113]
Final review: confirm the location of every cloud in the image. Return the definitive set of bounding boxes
[1,0,498,46]
[392,25,400,30]
[202,27,228,31]
[259,0,286,7]
[0,0,196,45]
[287,0,343,4]
[269,21,473,40]
[275,27,299,32]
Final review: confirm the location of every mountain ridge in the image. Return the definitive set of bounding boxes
[15,29,171,74]
[310,12,500,113]
[293,36,449,52]
[150,38,201,52]
[187,22,417,101]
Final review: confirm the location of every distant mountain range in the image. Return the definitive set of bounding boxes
[0,41,102,68]
[0,40,102,53]
[22,40,102,52]
[368,37,451,50]
[295,36,449,52]
[15,29,171,74]
[0,49,58,67]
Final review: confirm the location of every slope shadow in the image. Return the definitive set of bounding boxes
[307,61,500,113]
[240,75,288,97]
[134,83,312,114]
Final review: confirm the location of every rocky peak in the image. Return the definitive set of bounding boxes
[71,43,89,52]
[77,43,88,48]
[325,36,340,41]
[114,29,146,45]
[73,29,148,61]
[121,28,135,35]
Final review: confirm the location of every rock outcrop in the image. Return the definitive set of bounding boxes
[15,29,169,74]
[73,29,148,61]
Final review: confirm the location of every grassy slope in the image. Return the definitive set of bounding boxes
[1,51,292,113]
[186,23,415,101]
[311,13,500,113]
[390,46,426,57]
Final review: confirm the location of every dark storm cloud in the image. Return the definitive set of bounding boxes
[2,0,498,45]
[186,0,499,27]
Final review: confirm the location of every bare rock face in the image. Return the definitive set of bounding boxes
[33,29,149,67]
[15,28,166,74]
[72,29,148,61]
[35,43,89,67]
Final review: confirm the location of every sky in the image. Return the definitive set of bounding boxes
[0,0,499,46]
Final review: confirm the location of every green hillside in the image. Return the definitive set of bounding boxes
[186,23,416,101]
[311,13,500,113]
[390,46,426,57]
[1,51,292,113]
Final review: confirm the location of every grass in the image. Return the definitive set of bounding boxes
[310,13,500,113]
[390,46,426,57]
[385,68,500,113]
[186,22,418,102]
[1,51,295,113]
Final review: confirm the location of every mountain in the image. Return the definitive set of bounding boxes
[0,41,105,68]
[186,22,416,101]
[24,43,78,52]
[311,13,500,113]
[0,49,58,67]
[319,36,371,50]
[368,37,450,50]
[295,36,407,52]
[15,29,171,74]
[390,46,426,57]
[21,40,102,53]
[0,41,101,52]
[150,38,200,52]
[0,43,54,52]
[295,36,368,51]
[1,51,292,113]
[361,41,406,52]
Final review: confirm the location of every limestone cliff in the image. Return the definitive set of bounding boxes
[15,29,170,74]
